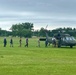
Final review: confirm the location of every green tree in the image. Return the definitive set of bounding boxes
[11,22,33,37]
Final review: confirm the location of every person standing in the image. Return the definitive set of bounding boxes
[4,37,7,47]
[19,37,22,47]
[45,39,48,47]
[25,38,28,47]
[10,37,13,47]
[52,37,56,47]
[38,39,40,47]
[36,39,40,47]
[57,31,61,48]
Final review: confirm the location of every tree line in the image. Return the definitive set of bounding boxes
[0,22,76,37]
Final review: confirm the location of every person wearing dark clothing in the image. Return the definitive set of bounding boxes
[19,37,22,47]
[25,38,28,47]
[4,37,7,47]
[10,38,13,47]
[57,31,61,47]
[45,39,48,47]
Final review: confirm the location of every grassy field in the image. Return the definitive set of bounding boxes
[0,37,76,75]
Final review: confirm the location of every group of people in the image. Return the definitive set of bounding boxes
[52,32,62,47]
[4,37,13,47]
[3,33,61,48]
[3,37,29,47]
[4,37,47,48]
[37,31,62,48]
[19,37,28,47]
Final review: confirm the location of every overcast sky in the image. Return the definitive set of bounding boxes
[0,0,76,30]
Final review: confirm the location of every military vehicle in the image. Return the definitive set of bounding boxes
[39,25,76,48]
[40,30,76,48]
[54,33,76,48]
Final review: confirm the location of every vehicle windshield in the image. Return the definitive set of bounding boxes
[71,36,76,40]
[65,36,76,41]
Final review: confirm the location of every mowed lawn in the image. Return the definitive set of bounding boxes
[0,37,76,75]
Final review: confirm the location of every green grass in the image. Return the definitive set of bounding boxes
[0,37,76,75]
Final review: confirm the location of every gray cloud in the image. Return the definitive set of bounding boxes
[0,0,76,30]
